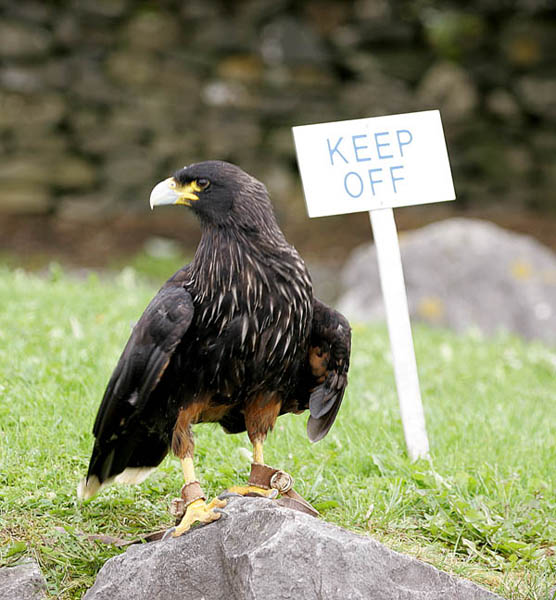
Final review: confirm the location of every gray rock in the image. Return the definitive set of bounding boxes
[417,61,479,121]
[517,76,556,121]
[0,92,65,131]
[84,496,501,600]
[0,67,44,93]
[0,182,51,214]
[486,89,521,120]
[500,18,556,69]
[0,154,96,190]
[340,76,413,117]
[105,50,162,89]
[260,17,329,66]
[0,21,51,57]
[337,219,556,344]
[77,0,129,18]
[0,560,47,600]
[4,1,53,24]
[57,194,115,222]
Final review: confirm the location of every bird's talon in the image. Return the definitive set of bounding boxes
[172,497,226,537]
[161,527,176,541]
[207,497,227,510]
[218,490,241,499]
[227,485,278,499]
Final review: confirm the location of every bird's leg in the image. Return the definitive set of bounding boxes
[227,393,281,498]
[173,457,226,537]
[227,435,278,498]
[172,408,226,537]
[253,438,264,465]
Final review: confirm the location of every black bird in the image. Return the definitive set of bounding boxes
[78,161,351,535]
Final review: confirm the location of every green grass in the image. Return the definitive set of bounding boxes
[0,266,554,599]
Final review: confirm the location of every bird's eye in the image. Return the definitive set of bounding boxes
[197,178,210,190]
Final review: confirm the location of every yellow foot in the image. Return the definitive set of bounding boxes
[227,485,278,498]
[173,497,227,537]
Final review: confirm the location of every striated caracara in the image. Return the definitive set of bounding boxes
[78,161,351,535]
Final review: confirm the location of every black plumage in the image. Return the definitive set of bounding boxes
[79,161,351,507]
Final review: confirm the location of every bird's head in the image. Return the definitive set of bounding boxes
[149,160,275,233]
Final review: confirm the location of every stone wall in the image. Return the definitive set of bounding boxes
[1,0,555,225]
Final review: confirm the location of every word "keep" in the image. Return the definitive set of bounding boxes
[327,130,413,165]
[327,130,413,199]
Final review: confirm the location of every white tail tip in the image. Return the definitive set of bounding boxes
[77,475,101,501]
[114,467,155,485]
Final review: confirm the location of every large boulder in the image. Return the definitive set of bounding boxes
[84,496,501,600]
[338,218,556,344]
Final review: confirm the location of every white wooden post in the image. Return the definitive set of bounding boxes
[369,208,429,460]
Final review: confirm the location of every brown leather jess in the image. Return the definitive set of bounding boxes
[248,463,319,518]
[180,481,206,507]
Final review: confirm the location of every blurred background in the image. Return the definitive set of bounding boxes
[0,0,555,339]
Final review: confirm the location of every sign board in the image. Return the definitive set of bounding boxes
[292,110,456,461]
[292,110,455,218]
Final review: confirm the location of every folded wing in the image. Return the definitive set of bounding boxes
[81,283,194,495]
[305,298,351,442]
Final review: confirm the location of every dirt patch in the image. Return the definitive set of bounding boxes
[1,206,554,271]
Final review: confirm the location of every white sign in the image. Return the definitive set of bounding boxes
[292,110,455,218]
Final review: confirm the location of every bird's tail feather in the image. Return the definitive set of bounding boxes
[306,377,346,443]
[77,434,168,500]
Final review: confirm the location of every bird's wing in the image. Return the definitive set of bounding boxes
[92,283,194,440]
[305,298,351,442]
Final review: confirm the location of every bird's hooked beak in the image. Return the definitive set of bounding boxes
[149,178,202,210]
